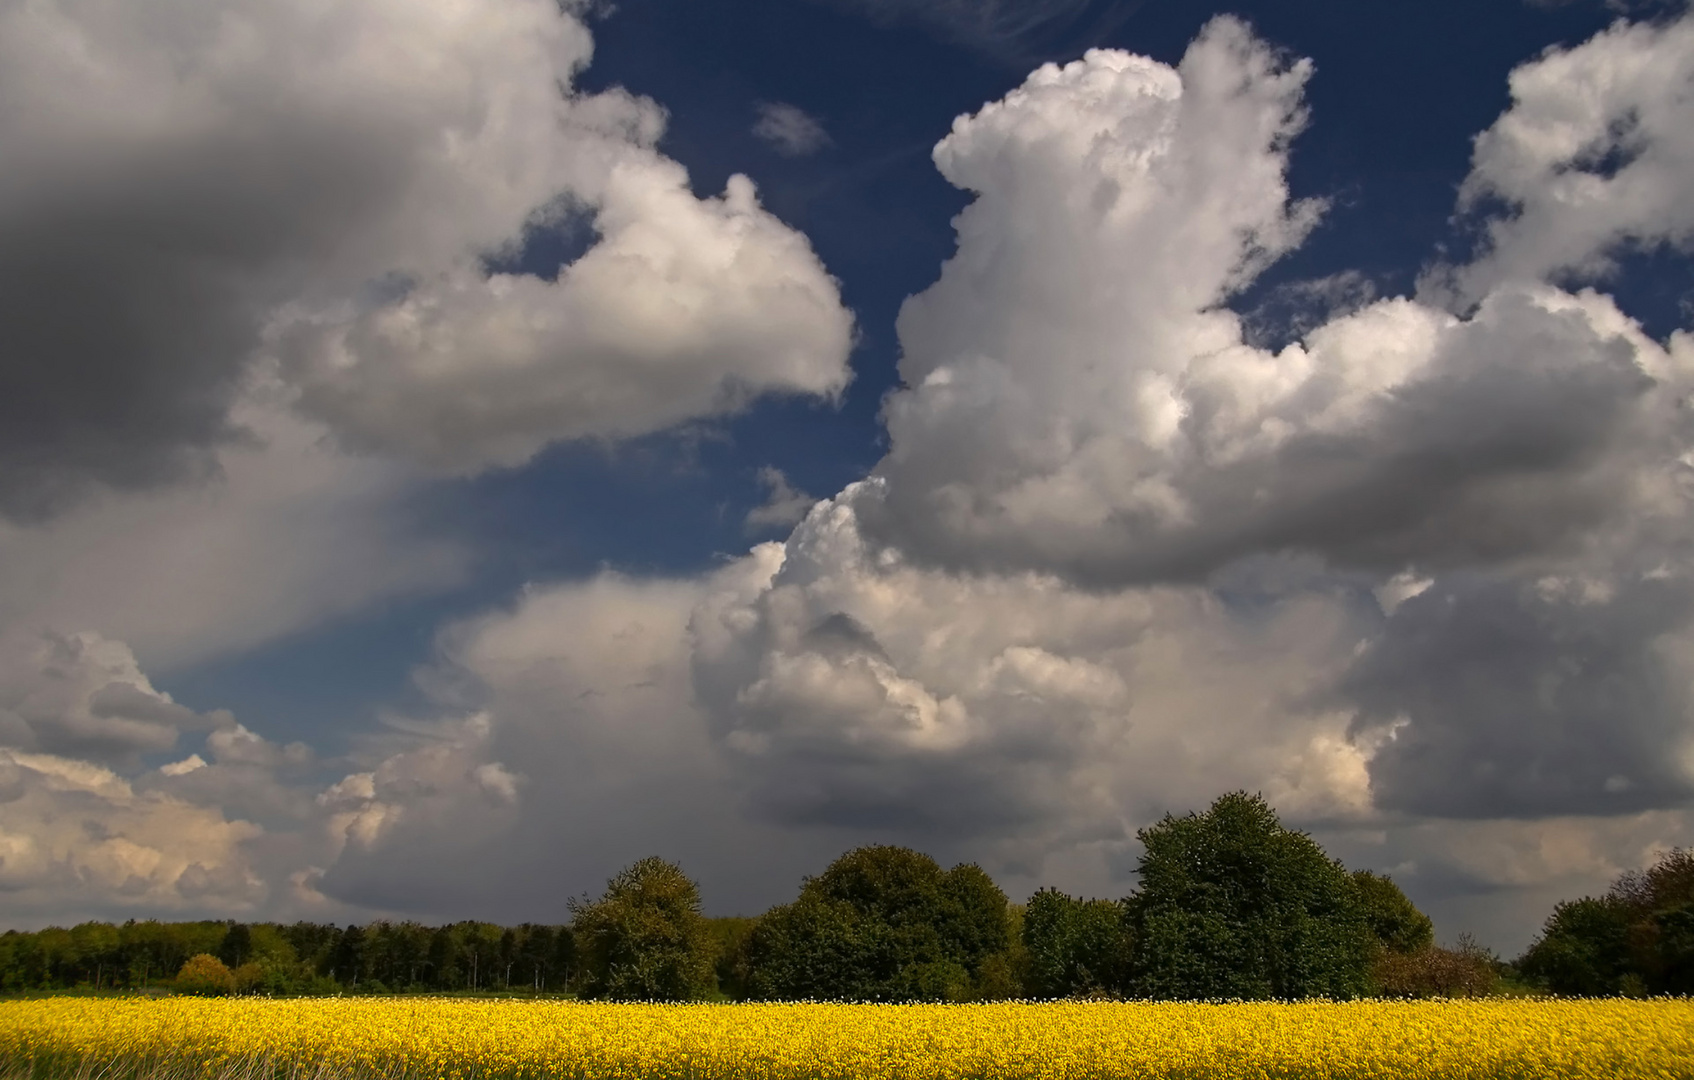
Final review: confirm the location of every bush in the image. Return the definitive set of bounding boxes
[231,962,266,994]
[569,856,716,1001]
[1124,791,1372,1001]
[1372,935,1499,998]
[173,953,236,996]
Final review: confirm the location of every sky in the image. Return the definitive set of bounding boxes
[2,0,1694,959]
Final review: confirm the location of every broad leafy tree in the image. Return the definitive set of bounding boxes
[1021,888,1132,998]
[745,845,1013,1001]
[1519,847,1694,995]
[1124,791,1372,1001]
[569,856,716,1001]
[1351,871,1434,956]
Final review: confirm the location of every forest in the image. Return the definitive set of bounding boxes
[5,793,1690,1001]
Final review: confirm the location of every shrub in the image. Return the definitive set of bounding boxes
[1372,935,1499,998]
[174,954,236,996]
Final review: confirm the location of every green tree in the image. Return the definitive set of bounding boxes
[705,916,757,1000]
[1517,897,1631,995]
[174,953,236,996]
[1124,791,1372,1001]
[1021,888,1132,998]
[1517,848,1694,996]
[569,857,715,1001]
[218,923,252,969]
[745,845,1013,1001]
[1351,871,1434,956]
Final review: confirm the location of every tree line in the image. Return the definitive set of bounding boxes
[6,792,1690,1001]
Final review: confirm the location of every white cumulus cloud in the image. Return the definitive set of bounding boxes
[0,0,854,513]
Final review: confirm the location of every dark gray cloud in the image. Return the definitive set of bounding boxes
[1344,571,1694,819]
[0,225,258,521]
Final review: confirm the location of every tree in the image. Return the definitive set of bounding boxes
[1124,791,1372,1001]
[569,857,715,1001]
[1021,889,1132,998]
[1611,847,1694,994]
[705,917,757,1000]
[1517,897,1631,996]
[1371,933,1499,998]
[744,845,1013,1001]
[1351,871,1434,956]
[218,923,252,969]
[174,953,236,996]
[330,924,365,987]
[1517,848,1694,996]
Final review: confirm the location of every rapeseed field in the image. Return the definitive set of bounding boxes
[2,997,1691,1080]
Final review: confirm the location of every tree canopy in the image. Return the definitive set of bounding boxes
[1518,847,1694,996]
[1124,791,1373,1001]
[568,856,716,1001]
[1351,870,1434,956]
[744,845,1013,1001]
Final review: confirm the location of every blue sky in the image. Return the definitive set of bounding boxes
[2,0,1693,957]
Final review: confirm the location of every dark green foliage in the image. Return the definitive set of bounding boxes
[0,918,570,996]
[1021,888,1132,998]
[568,856,716,1001]
[217,924,252,969]
[1517,897,1632,995]
[329,924,365,986]
[744,845,1014,1001]
[1646,901,1694,994]
[1351,871,1435,956]
[1124,791,1372,1001]
[704,916,757,999]
[1518,847,1694,996]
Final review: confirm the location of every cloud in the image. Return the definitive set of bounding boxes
[810,0,1150,61]
[0,0,853,516]
[1240,270,1378,350]
[7,7,1694,958]
[1342,569,1694,820]
[695,491,1379,861]
[0,380,469,672]
[0,630,232,769]
[0,748,268,921]
[1434,10,1694,306]
[754,103,832,156]
[274,167,855,474]
[310,558,840,920]
[745,467,818,533]
[853,18,1694,590]
[681,9,1694,933]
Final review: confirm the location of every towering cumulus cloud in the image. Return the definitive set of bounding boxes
[856,15,1692,587]
[0,0,853,515]
[683,11,1694,934]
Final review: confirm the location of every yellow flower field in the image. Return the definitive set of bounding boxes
[2,997,1691,1080]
